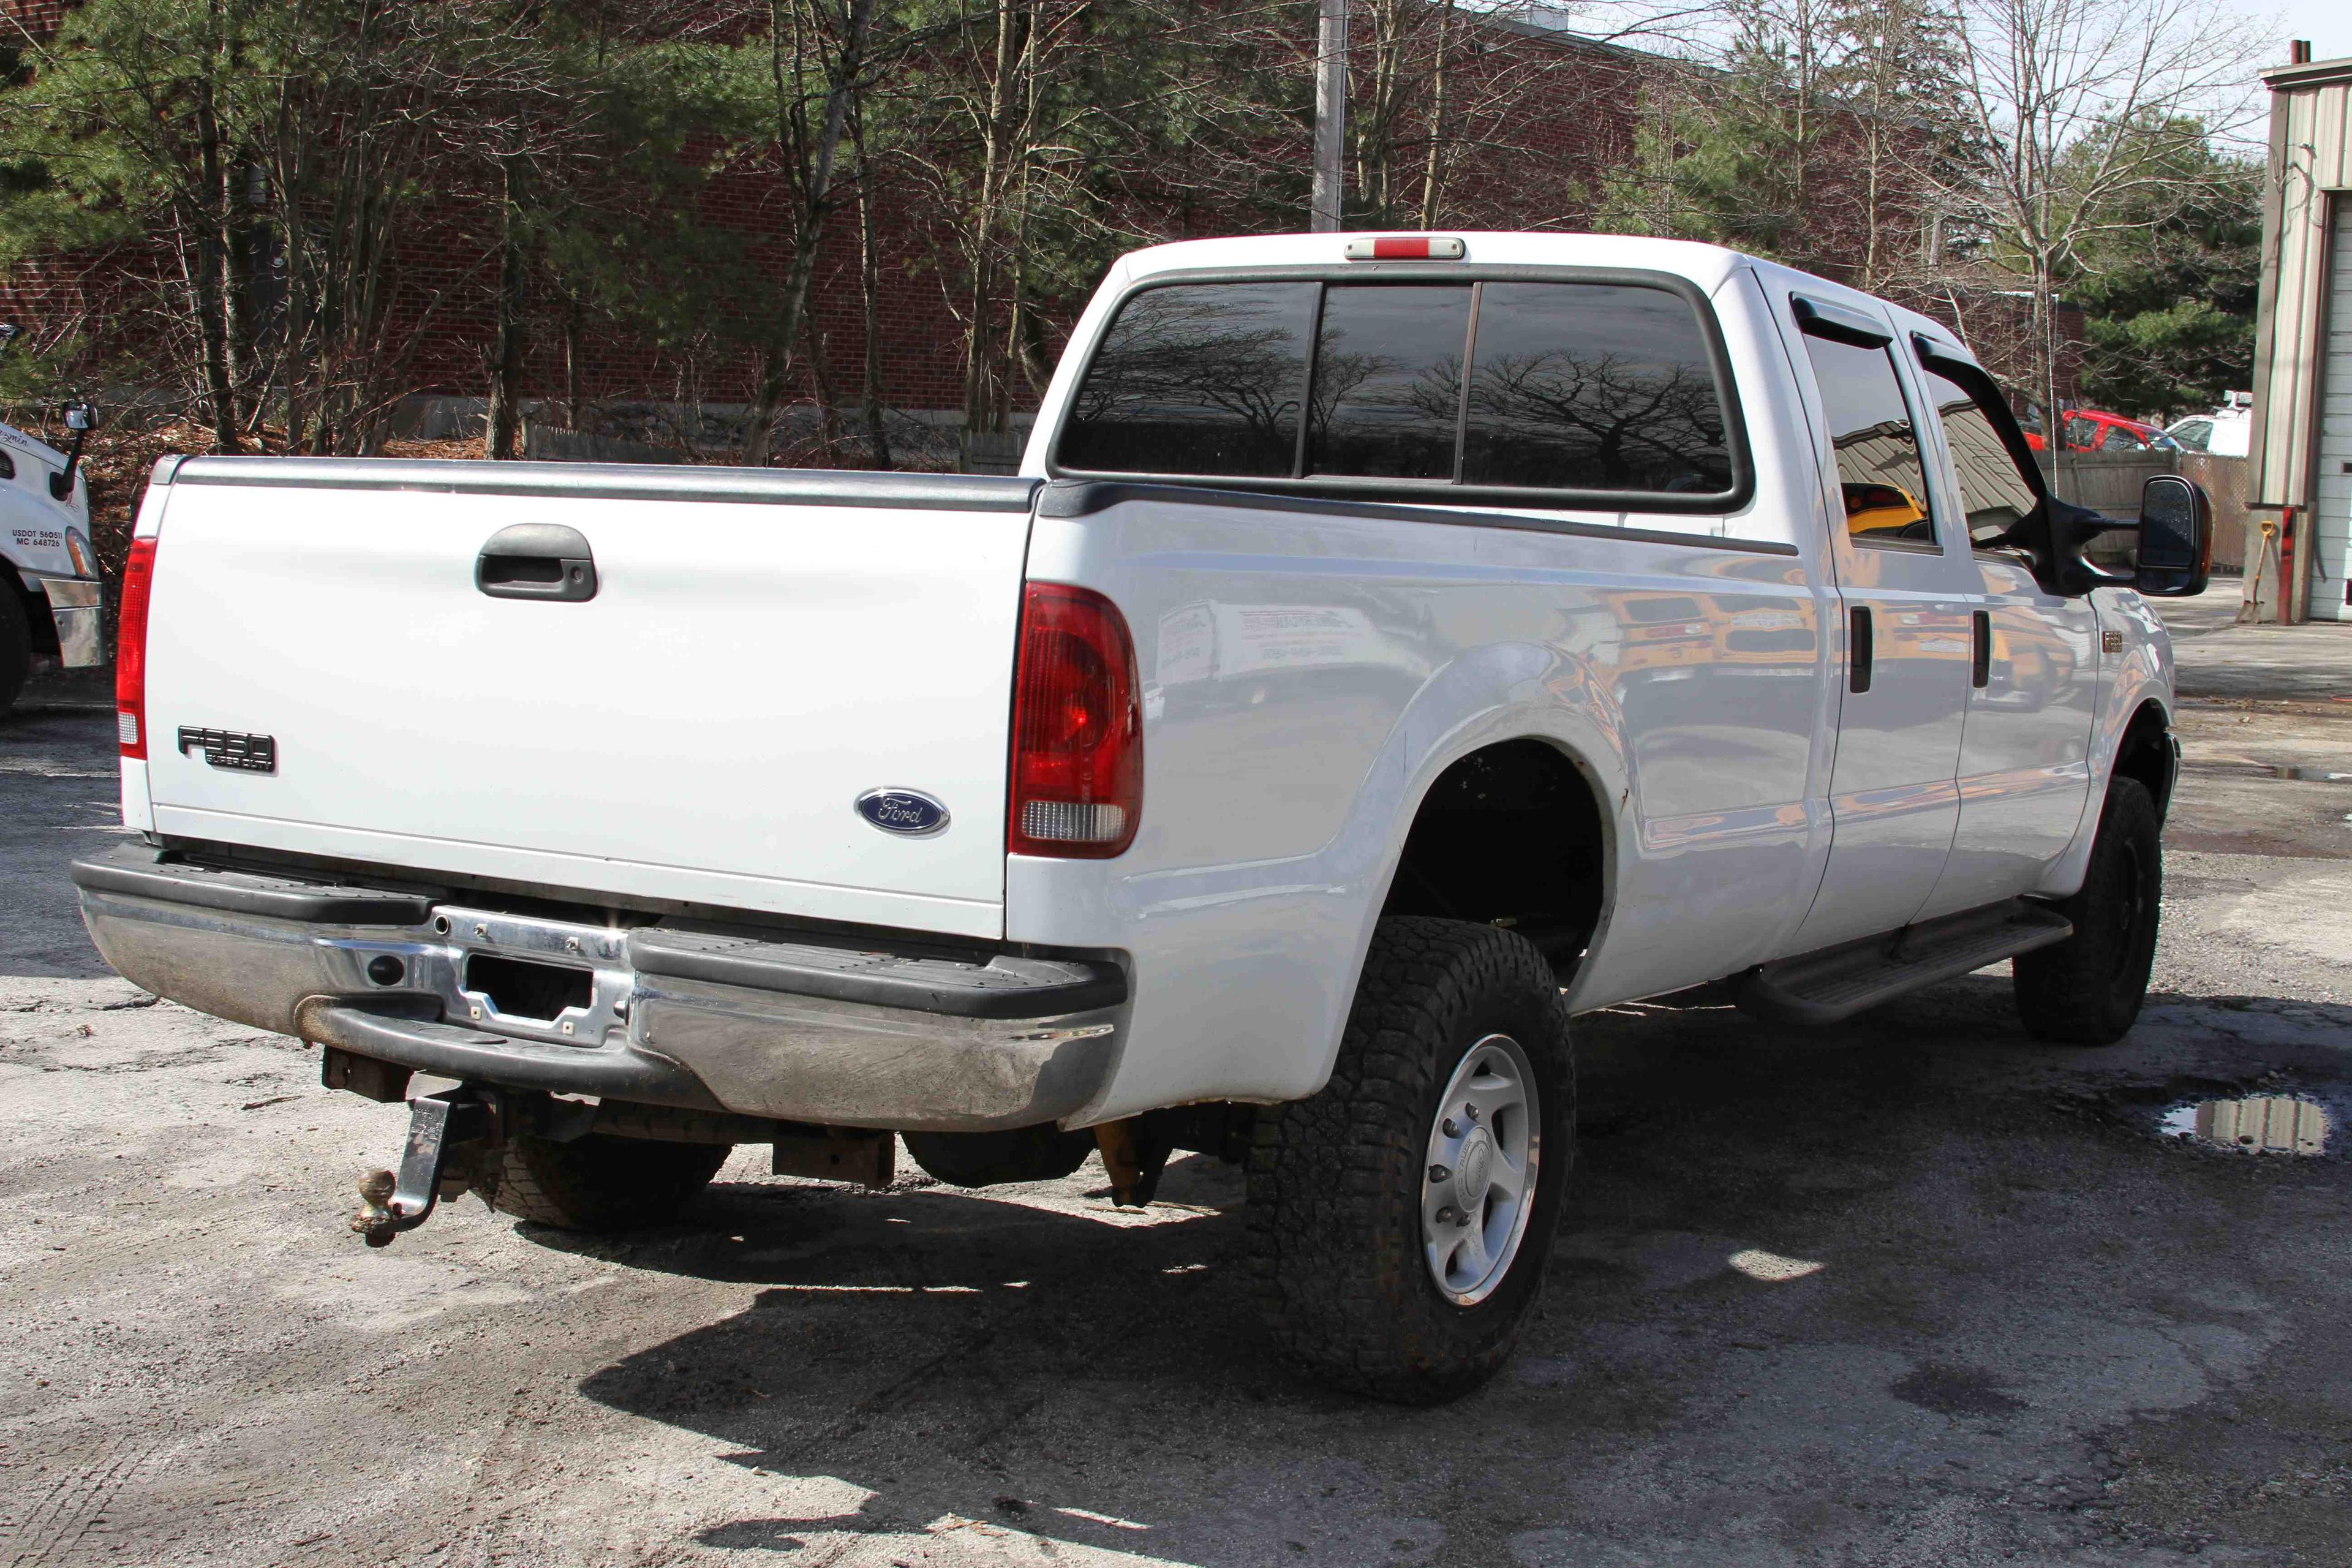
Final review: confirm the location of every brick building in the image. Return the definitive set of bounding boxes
[0,0,1700,450]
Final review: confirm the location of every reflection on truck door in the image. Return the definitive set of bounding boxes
[1912,364,2098,916]
[1785,300,1975,950]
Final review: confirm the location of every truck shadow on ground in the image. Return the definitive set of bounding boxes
[562,974,2352,1562]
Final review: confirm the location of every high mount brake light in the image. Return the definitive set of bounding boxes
[1009,582,1141,859]
[1341,235,1468,261]
[116,535,156,758]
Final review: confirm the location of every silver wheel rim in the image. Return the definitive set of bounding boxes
[1421,1032,1541,1306]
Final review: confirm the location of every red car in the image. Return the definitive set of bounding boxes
[2021,409,2180,453]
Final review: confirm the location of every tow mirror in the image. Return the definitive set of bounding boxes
[2132,473,2212,598]
[50,401,98,502]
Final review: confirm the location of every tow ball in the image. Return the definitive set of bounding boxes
[350,1088,499,1247]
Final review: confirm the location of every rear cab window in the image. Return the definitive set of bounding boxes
[1057,282,1317,478]
[1052,274,1745,511]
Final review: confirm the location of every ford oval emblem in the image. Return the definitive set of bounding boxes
[854,788,950,838]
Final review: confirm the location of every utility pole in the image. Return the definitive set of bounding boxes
[1311,0,1347,232]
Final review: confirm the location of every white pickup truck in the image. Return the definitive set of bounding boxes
[73,233,2210,1402]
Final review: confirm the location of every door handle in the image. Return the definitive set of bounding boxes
[1971,610,1991,688]
[476,523,597,602]
[1849,606,1872,693]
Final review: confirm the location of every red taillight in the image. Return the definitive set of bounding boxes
[116,535,156,759]
[1009,582,1141,859]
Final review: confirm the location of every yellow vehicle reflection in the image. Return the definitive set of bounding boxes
[1843,481,1932,542]
[1608,590,1818,674]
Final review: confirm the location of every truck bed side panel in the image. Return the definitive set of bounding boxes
[1012,494,1828,1118]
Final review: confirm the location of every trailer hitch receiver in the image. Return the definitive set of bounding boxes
[351,1088,494,1247]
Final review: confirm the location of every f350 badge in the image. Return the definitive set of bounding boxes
[854,788,949,837]
[177,727,277,774]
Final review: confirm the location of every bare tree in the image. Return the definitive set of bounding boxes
[740,0,881,468]
[1937,0,2267,426]
[1828,0,1972,293]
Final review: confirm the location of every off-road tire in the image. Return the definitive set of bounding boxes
[0,588,31,719]
[473,1133,731,1231]
[1248,916,1574,1404]
[2013,777,2162,1046]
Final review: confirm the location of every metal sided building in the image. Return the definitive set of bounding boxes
[2250,49,2352,622]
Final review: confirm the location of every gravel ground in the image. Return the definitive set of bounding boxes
[2,588,2348,1567]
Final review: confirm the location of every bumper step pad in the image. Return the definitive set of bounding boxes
[627,927,1124,1019]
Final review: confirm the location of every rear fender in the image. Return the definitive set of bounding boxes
[1012,638,1631,1122]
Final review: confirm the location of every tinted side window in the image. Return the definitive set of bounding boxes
[1800,334,1937,547]
[1463,283,1734,492]
[1921,367,2040,546]
[1058,282,1316,477]
[0,450,13,481]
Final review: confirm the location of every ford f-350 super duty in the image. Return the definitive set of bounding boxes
[74,234,2211,1401]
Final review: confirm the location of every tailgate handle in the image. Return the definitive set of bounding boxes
[477,524,597,602]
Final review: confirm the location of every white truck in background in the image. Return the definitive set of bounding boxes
[0,326,105,713]
[72,234,2211,1401]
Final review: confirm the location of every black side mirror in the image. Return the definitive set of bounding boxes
[2024,494,2135,597]
[2132,473,2212,598]
[49,401,97,502]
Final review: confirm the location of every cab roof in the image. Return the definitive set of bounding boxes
[1114,232,1983,369]
[1114,232,1752,295]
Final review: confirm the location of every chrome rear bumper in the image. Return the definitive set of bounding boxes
[72,844,1124,1131]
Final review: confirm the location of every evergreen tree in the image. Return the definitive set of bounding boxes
[2066,120,2259,418]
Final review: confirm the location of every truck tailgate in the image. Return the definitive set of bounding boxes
[140,461,1037,938]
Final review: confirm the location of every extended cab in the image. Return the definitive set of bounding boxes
[73,235,2211,1401]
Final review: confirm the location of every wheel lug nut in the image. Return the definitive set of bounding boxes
[1441,1118,1460,1137]
[1463,1102,1479,1122]
[1434,1205,1458,1224]
[1428,1163,1451,1182]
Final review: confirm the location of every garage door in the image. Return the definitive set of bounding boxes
[2314,199,2352,619]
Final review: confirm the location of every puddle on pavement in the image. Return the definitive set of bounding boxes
[2163,1095,2331,1155]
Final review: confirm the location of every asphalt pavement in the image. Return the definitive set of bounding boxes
[2,581,2347,1567]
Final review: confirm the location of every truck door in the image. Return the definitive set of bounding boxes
[1907,353,2099,918]
[1782,295,1976,952]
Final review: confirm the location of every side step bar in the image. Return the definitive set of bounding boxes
[1732,899,2074,1027]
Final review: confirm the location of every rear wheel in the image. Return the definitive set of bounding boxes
[473,1133,731,1231]
[1249,916,1573,1404]
[0,589,31,719]
[2013,778,2162,1045]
